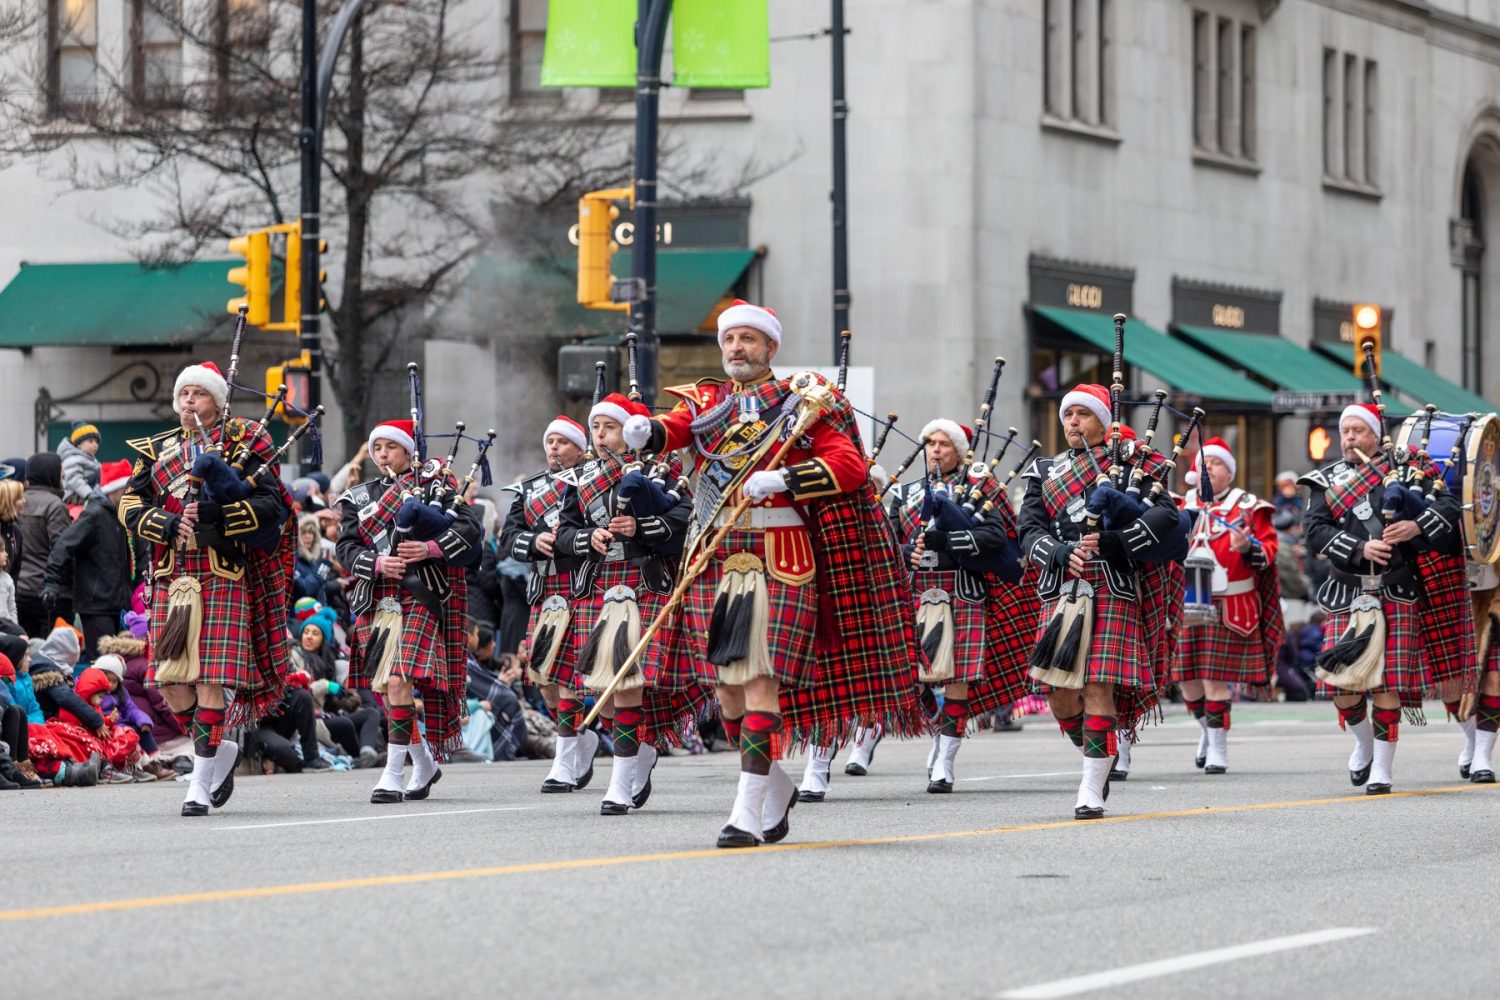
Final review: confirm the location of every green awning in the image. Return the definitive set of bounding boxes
[467,248,758,336]
[1311,342,1494,414]
[0,260,234,348]
[1032,306,1275,406]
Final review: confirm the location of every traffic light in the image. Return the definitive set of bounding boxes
[266,351,312,425]
[577,184,633,311]
[1308,425,1334,463]
[227,230,272,326]
[274,221,328,333]
[1351,303,1382,379]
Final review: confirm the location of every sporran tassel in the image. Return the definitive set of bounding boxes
[711,554,772,686]
[583,586,643,692]
[154,576,204,684]
[1314,596,1385,691]
[915,590,955,683]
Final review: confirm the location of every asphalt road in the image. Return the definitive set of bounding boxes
[4,701,1497,1000]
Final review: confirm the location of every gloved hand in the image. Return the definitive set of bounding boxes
[623,414,653,451]
[744,470,789,501]
[41,590,57,616]
[1096,530,1127,562]
[925,529,950,552]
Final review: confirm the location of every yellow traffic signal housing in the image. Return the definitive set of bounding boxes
[577,185,634,312]
[266,351,312,425]
[1352,303,1382,379]
[227,230,272,326]
[274,221,328,333]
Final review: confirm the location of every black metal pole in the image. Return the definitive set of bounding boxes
[298,0,321,469]
[830,0,850,364]
[630,0,671,403]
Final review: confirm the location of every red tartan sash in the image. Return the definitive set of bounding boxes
[354,472,417,549]
[574,456,630,510]
[522,474,567,528]
[1039,445,1170,520]
[1324,457,1389,519]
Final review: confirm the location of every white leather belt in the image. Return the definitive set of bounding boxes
[1216,578,1255,597]
[712,507,802,530]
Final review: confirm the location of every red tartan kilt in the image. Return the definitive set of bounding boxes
[1318,596,1423,695]
[1033,564,1152,689]
[968,581,1037,716]
[525,572,580,689]
[683,528,819,689]
[641,683,716,748]
[910,568,987,685]
[568,561,674,687]
[1172,617,1270,684]
[149,553,252,687]
[1418,552,1477,685]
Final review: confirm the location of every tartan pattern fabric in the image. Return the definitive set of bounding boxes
[241,527,296,723]
[1323,457,1389,519]
[910,568,988,683]
[968,579,1039,717]
[1318,594,1423,695]
[522,474,568,527]
[684,527,819,687]
[687,379,796,455]
[525,573,578,689]
[1416,551,1477,686]
[1255,559,1286,678]
[349,572,468,759]
[1172,618,1270,683]
[568,560,679,688]
[1033,563,1152,688]
[574,455,630,510]
[149,549,251,705]
[1038,445,1171,520]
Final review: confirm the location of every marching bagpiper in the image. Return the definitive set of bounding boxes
[1017,377,1190,820]
[118,358,297,817]
[1171,436,1283,774]
[1300,399,1476,793]
[621,301,924,848]
[499,415,599,793]
[337,392,486,805]
[554,392,709,815]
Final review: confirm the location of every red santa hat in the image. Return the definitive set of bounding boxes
[542,415,587,453]
[1185,436,1235,486]
[1340,403,1383,439]
[919,419,973,453]
[1058,384,1112,429]
[99,459,134,495]
[367,419,417,458]
[716,299,783,348]
[589,393,650,429]
[173,361,229,413]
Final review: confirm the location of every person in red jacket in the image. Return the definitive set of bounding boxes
[624,301,922,848]
[1171,437,1282,774]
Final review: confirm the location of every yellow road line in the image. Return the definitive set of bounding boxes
[3,782,1493,923]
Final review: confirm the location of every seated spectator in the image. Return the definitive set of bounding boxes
[100,627,186,758]
[28,625,87,720]
[288,603,346,684]
[464,624,528,761]
[1296,613,1326,691]
[310,678,384,768]
[292,515,340,606]
[254,681,333,774]
[93,654,174,780]
[26,665,137,787]
[1275,622,1313,702]
[0,651,43,787]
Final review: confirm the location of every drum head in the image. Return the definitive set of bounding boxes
[1463,413,1500,564]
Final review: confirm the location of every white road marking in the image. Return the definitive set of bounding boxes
[997,927,1377,999]
[218,806,537,831]
[958,771,1079,782]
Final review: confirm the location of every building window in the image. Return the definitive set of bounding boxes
[131,0,183,108]
[509,0,556,104]
[1460,161,1484,392]
[1042,0,1115,133]
[688,88,742,102]
[1324,48,1378,192]
[1190,10,1255,165]
[213,0,270,108]
[47,0,98,114]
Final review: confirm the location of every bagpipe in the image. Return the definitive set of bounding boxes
[384,362,495,572]
[610,334,690,553]
[183,306,326,552]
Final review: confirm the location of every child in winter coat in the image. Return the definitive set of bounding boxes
[93,653,169,779]
[0,535,17,631]
[58,423,102,506]
[58,667,140,778]
[0,652,44,786]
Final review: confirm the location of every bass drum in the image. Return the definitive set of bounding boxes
[1396,411,1500,564]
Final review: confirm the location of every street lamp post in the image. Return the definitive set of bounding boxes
[629,0,672,403]
[830,0,850,364]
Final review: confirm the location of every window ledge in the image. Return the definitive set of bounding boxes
[1039,114,1122,146]
[1192,148,1262,176]
[1322,176,1383,201]
[592,94,753,124]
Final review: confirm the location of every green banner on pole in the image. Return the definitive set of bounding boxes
[540,0,637,89]
[672,0,771,89]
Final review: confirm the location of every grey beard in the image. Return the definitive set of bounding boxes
[724,359,767,381]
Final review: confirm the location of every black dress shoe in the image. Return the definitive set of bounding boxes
[1461,764,1473,779]
[1195,754,1207,769]
[541,778,575,793]
[209,768,235,809]
[632,756,657,809]
[1350,763,1372,787]
[926,778,953,794]
[181,800,209,817]
[797,789,826,803]
[1109,769,1129,781]
[404,768,442,801]
[370,788,404,804]
[1073,805,1105,820]
[1472,769,1495,784]
[1365,782,1391,796]
[764,789,797,844]
[1204,765,1227,775]
[844,762,868,776]
[716,824,761,849]
[599,799,631,816]
[573,761,595,792]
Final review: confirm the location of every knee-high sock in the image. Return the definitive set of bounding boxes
[555,698,582,738]
[1185,697,1206,725]
[939,698,969,739]
[1373,707,1400,744]
[1205,700,1231,730]
[721,715,743,750]
[1473,695,1500,772]
[740,711,781,776]
[172,700,197,742]
[1338,698,1369,730]
[1057,713,1084,750]
[387,704,416,746]
[192,707,225,758]
[1082,715,1117,759]
[613,706,643,758]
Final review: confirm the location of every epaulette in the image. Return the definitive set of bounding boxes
[664,379,723,406]
[124,427,180,462]
[505,468,555,495]
[1298,467,1333,490]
